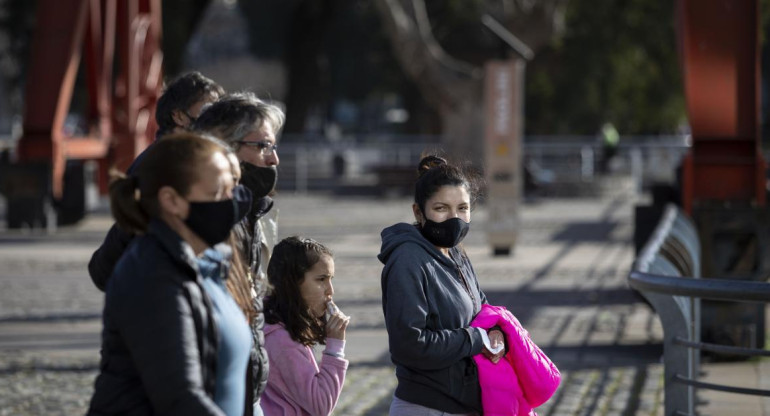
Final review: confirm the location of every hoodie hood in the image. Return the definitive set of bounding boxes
[378,223,456,268]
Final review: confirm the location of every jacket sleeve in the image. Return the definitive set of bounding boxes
[269,336,347,416]
[116,277,224,416]
[88,224,134,291]
[383,247,484,370]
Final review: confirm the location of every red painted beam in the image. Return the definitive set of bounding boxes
[110,0,162,174]
[17,0,89,198]
[679,0,764,211]
[16,0,162,198]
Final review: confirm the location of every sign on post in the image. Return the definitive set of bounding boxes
[484,59,524,256]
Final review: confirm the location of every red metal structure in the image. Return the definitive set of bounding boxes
[4,0,765,234]
[679,0,765,212]
[676,0,768,350]
[6,0,162,227]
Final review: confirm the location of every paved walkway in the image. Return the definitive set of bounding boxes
[0,192,767,415]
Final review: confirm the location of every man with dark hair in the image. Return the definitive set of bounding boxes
[155,71,225,137]
[88,71,224,290]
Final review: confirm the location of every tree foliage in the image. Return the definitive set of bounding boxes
[238,0,416,134]
[525,0,686,135]
[0,0,37,119]
[161,0,212,76]
[2,0,768,139]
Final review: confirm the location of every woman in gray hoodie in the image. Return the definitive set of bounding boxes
[378,155,506,416]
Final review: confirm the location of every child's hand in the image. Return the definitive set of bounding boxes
[325,301,350,340]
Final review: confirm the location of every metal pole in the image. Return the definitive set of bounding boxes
[631,146,643,194]
[296,147,308,194]
[580,145,594,181]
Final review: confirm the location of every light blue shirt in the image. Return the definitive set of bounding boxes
[198,248,252,416]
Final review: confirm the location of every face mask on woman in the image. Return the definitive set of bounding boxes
[185,185,253,246]
[420,217,470,248]
[239,162,277,199]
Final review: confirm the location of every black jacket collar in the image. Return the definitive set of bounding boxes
[147,218,200,281]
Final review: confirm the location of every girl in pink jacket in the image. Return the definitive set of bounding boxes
[260,237,351,416]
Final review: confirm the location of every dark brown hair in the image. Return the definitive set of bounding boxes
[156,71,224,136]
[108,132,228,234]
[414,154,483,215]
[264,236,333,347]
[224,232,258,324]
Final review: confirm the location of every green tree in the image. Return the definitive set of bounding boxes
[238,0,416,136]
[376,0,567,162]
[0,0,37,121]
[526,0,685,135]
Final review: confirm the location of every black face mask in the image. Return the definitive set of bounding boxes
[420,217,470,248]
[185,185,252,246]
[240,162,277,199]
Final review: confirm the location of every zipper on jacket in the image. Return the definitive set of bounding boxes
[450,250,477,312]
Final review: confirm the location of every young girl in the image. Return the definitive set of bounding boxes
[260,237,350,416]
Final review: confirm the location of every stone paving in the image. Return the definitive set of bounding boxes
[0,191,759,415]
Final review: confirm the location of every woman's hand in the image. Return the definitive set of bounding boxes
[325,307,350,340]
[481,329,506,364]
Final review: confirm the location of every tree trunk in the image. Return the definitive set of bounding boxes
[375,0,566,158]
[441,83,485,165]
[283,0,335,135]
[374,0,483,158]
[161,0,211,76]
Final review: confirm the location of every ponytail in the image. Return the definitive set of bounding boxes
[107,133,229,234]
[109,171,150,234]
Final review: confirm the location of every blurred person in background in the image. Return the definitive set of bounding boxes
[598,121,620,173]
[88,71,225,290]
[155,71,226,137]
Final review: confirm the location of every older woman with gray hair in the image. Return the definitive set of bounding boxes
[193,92,285,416]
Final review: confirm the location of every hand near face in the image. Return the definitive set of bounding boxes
[325,304,350,340]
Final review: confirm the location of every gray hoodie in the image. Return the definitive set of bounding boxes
[378,222,486,413]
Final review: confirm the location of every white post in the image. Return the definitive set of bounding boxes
[631,146,644,194]
[581,145,594,181]
[296,147,308,194]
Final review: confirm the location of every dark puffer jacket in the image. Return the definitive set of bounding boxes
[87,149,145,291]
[87,157,272,412]
[88,219,223,415]
[231,196,274,403]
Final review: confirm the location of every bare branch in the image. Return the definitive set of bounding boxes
[374,0,480,111]
[497,0,568,51]
[410,0,477,77]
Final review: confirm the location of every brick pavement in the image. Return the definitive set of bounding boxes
[0,193,763,415]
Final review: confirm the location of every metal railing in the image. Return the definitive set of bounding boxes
[273,135,689,194]
[629,204,770,416]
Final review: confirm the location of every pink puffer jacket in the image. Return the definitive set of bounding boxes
[470,304,561,416]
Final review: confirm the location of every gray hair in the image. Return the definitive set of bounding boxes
[192,91,285,150]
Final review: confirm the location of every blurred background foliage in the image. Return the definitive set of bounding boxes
[0,0,768,138]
